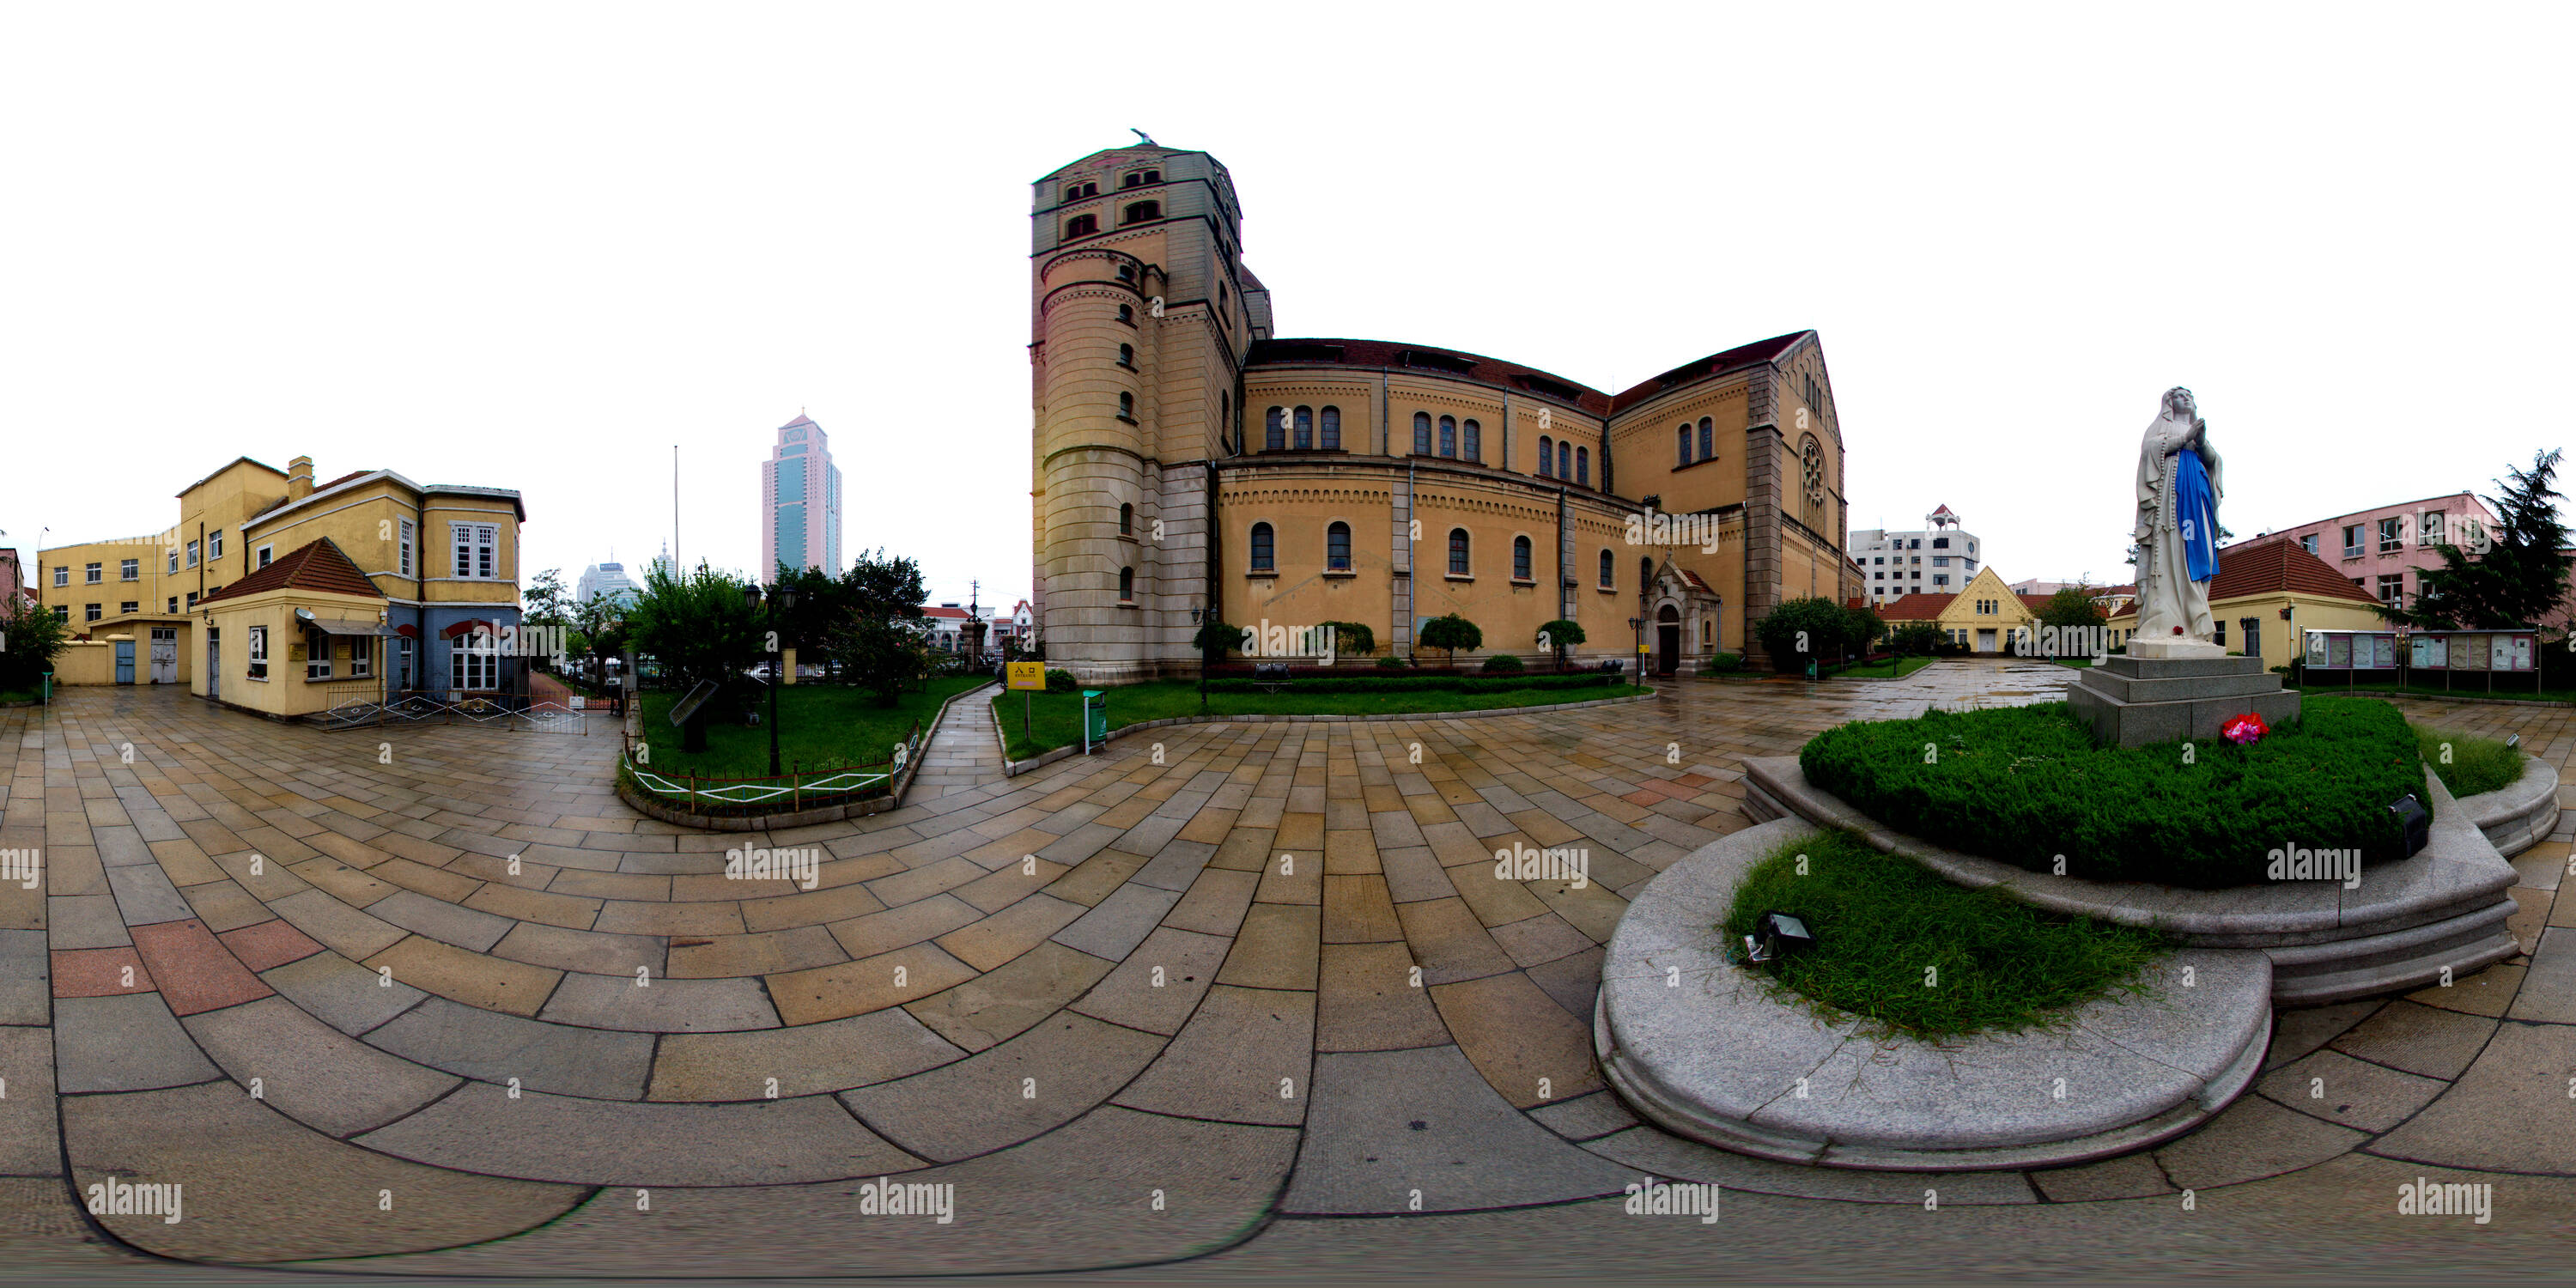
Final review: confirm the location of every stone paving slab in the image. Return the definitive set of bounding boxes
[1283,1044,1631,1214]
[181,996,459,1137]
[355,1081,924,1186]
[60,1082,586,1262]
[647,1008,967,1101]
[840,1012,1167,1163]
[2328,999,2497,1080]
[2255,1047,2445,1134]
[0,1024,59,1175]
[1066,926,1230,1036]
[1582,1122,2039,1206]
[538,970,780,1032]
[2368,1020,2576,1173]
[258,949,428,1036]
[365,995,655,1101]
[1114,984,1313,1126]
[52,993,219,1093]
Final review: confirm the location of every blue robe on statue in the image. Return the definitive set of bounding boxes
[2175,448,2220,582]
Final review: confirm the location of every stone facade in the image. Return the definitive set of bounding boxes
[1030,142,1861,680]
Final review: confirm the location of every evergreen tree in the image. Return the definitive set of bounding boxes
[2380,449,2573,631]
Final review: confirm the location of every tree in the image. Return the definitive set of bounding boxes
[1756,596,1862,668]
[1537,619,1585,671]
[2381,449,2575,633]
[2038,587,2107,631]
[772,562,844,673]
[1418,614,1482,669]
[1320,620,1376,657]
[568,592,629,692]
[1889,621,1946,656]
[625,562,762,750]
[1843,604,1886,656]
[827,550,931,706]
[521,568,570,671]
[0,597,72,694]
[1192,618,1242,659]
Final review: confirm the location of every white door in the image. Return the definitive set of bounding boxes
[207,630,221,698]
[1977,629,1997,653]
[149,628,177,683]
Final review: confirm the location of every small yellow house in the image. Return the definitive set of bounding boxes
[2105,537,2384,663]
[197,538,398,720]
[1877,567,2044,653]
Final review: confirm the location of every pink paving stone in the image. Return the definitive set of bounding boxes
[218,918,327,973]
[52,947,155,998]
[129,918,274,1016]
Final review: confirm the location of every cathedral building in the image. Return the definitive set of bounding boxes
[1030,141,1859,681]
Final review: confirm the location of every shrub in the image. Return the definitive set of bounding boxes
[1798,700,2419,887]
[1192,619,1242,659]
[1375,654,1410,671]
[1758,596,1866,667]
[1419,614,1483,667]
[1319,620,1375,656]
[1202,673,1611,695]
[1889,621,1946,657]
[1481,653,1525,674]
[1044,667,1080,692]
[1700,651,1744,674]
[1537,618,1585,669]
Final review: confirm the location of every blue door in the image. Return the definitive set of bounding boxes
[114,640,136,684]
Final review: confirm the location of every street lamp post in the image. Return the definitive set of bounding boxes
[743,583,798,777]
[1628,616,1645,689]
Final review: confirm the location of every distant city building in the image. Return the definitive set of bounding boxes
[1852,505,1982,605]
[2008,579,2073,596]
[575,561,641,608]
[2232,490,2497,611]
[762,413,842,582]
[1874,566,2046,653]
[0,548,24,612]
[920,604,971,652]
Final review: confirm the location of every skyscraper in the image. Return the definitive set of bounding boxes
[762,413,842,582]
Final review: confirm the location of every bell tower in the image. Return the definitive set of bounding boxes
[1030,143,1261,681]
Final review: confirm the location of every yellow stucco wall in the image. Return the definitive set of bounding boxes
[199,591,391,717]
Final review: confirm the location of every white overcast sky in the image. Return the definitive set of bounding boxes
[4,3,2569,605]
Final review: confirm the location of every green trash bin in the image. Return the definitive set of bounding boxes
[1082,690,1107,752]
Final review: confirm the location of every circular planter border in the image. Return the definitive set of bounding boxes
[994,687,1660,777]
[1595,817,2273,1172]
[613,680,993,830]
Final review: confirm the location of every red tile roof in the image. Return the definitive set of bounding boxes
[198,538,383,605]
[1248,338,1613,415]
[920,605,971,620]
[1607,331,1813,413]
[2015,593,2057,616]
[315,470,371,492]
[2208,538,2379,605]
[1876,592,1955,621]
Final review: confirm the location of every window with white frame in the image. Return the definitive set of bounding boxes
[186,541,198,568]
[348,635,373,677]
[257,544,273,568]
[246,626,269,680]
[209,530,223,560]
[452,631,499,690]
[120,558,137,581]
[53,567,67,587]
[452,523,499,580]
[399,520,415,577]
[85,562,100,584]
[168,550,178,574]
[307,628,333,679]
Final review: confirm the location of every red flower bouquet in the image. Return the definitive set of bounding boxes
[2221,713,2269,745]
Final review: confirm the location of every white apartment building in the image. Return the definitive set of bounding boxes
[1852,505,1983,605]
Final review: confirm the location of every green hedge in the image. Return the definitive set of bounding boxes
[1201,673,1616,696]
[1798,700,2420,888]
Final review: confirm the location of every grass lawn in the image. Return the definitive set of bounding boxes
[993,677,1641,761]
[0,687,38,705]
[1726,830,2172,1040]
[637,676,987,780]
[2413,722,2524,798]
[1830,656,1935,680]
[2291,674,2568,703]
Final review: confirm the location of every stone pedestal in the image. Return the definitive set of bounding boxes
[2066,654,2300,748]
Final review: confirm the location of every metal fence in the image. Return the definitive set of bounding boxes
[316,689,592,733]
[617,717,928,815]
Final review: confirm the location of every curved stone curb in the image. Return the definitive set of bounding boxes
[995,688,1661,777]
[1743,756,2522,1005]
[2451,753,2558,859]
[614,681,994,830]
[1594,817,2272,1172]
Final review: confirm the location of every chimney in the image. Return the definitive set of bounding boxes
[288,456,313,501]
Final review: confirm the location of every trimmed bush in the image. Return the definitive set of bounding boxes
[1043,667,1080,692]
[1799,700,2419,887]
[1202,673,1612,696]
[1481,653,1525,674]
[1375,654,1411,671]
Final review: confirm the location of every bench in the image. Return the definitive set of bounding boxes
[1252,663,1292,693]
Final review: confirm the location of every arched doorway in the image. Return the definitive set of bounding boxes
[1656,604,1681,676]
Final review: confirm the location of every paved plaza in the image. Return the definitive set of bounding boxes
[0,661,2571,1280]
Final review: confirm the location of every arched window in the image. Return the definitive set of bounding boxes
[1221,393,1232,451]
[1116,303,1133,325]
[1678,425,1692,465]
[1118,566,1134,601]
[1120,503,1133,535]
[1448,529,1471,576]
[1327,521,1352,571]
[1558,441,1572,481]
[1641,556,1654,590]
[1266,407,1286,451]
[1119,392,1135,419]
[1513,535,1533,580]
[1320,406,1341,451]
[1121,201,1160,224]
[1065,214,1097,238]
[1702,617,1714,647]
[1293,405,1314,451]
[1599,549,1614,587]
[1698,416,1713,461]
[1141,169,1160,185]
[1576,447,1589,487]
[1438,416,1456,458]
[1118,343,1135,368]
[1538,434,1554,477]
[1461,419,1480,461]
[1115,263,1135,282]
[1249,522,1275,572]
[1413,412,1433,455]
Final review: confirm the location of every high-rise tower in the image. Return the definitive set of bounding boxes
[762,413,842,581]
[1030,144,1265,682]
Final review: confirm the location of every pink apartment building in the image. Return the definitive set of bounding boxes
[2238,491,2497,612]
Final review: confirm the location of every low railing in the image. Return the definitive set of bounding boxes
[617,717,929,817]
[316,689,591,733]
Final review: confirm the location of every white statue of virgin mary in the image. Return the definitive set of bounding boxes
[2130,386,2225,658]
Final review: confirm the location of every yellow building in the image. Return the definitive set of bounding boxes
[36,454,525,718]
[2105,537,2383,663]
[1030,142,1862,679]
[1876,567,2045,653]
